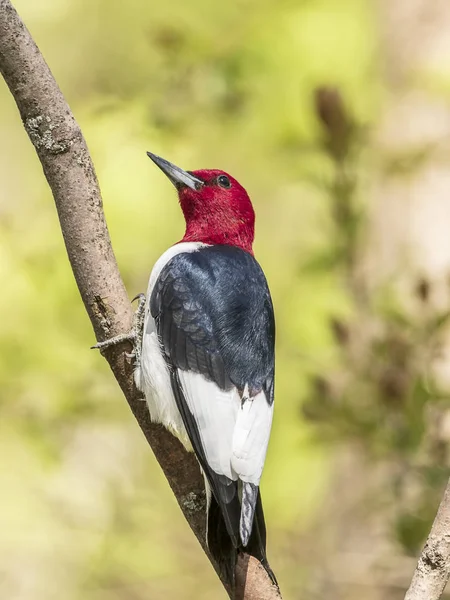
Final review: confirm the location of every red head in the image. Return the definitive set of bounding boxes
[147,153,255,254]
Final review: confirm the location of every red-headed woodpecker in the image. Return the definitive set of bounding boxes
[94,153,276,586]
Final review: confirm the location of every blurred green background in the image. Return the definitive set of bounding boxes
[2,0,450,598]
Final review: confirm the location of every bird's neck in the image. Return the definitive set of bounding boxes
[181,219,254,254]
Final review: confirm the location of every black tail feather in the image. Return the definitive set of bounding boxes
[207,486,278,590]
[207,494,238,588]
[244,489,278,587]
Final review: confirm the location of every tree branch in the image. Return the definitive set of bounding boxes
[0,1,281,598]
[404,477,450,600]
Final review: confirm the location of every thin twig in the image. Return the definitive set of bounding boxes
[404,478,450,600]
[0,1,281,598]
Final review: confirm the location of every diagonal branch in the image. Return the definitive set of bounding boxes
[0,1,281,598]
[404,477,450,600]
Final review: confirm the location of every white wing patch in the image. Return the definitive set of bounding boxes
[177,370,273,486]
[177,370,240,480]
[232,390,273,485]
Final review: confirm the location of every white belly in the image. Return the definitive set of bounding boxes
[134,242,205,449]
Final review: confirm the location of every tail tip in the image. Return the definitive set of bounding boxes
[239,521,251,547]
[240,482,259,546]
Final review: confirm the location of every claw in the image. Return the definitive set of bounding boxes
[91,293,147,366]
[132,293,146,304]
[90,332,135,351]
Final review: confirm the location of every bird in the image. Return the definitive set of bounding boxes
[94,152,276,587]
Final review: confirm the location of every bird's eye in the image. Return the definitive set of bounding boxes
[217,174,231,189]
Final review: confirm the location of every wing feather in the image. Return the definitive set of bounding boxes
[170,369,241,545]
[232,392,274,484]
[177,370,239,479]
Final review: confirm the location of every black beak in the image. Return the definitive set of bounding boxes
[147,152,204,191]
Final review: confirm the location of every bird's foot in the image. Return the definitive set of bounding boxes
[91,293,146,364]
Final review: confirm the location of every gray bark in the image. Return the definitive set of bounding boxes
[404,478,450,600]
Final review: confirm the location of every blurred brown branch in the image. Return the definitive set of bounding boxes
[404,477,450,600]
[0,1,280,598]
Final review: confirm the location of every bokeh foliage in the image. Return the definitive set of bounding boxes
[304,88,450,559]
[3,0,446,599]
